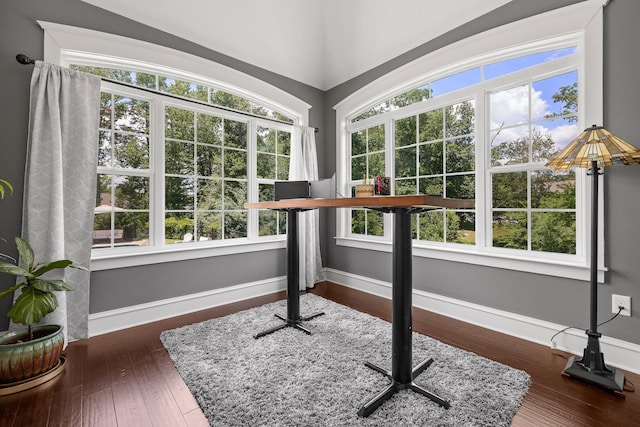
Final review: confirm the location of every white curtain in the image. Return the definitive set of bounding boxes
[289,126,323,290]
[17,61,100,342]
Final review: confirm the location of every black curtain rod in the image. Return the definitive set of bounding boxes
[16,54,319,133]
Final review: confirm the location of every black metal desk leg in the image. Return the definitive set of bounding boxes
[358,209,450,417]
[254,209,324,339]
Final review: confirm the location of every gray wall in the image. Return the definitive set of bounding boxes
[0,0,324,327]
[323,0,640,346]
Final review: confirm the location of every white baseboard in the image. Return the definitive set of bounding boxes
[88,276,286,337]
[324,268,640,375]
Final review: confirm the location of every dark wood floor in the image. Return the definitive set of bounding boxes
[0,281,638,426]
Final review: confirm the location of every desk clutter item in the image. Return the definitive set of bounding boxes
[374,176,391,195]
[355,184,375,197]
[275,180,310,200]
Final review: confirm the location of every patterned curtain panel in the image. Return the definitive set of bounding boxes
[17,61,100,342]
[290,126,324,289]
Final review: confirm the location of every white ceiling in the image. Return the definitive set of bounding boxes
[81,0,511,90]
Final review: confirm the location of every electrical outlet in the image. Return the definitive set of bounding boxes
[612,294,631,317]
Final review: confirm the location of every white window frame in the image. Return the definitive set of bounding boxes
[39,21,311,271]
[334,0,606,281]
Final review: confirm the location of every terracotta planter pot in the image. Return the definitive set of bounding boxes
[0,325,64,384]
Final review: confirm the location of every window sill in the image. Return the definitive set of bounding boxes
[91,238,286,271]
[335,237,604,282]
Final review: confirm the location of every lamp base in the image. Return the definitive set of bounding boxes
[562,331,624,393]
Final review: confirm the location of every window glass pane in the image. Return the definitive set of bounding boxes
[367,211,384,236]
[224,180,247,210]
[368,125,385,152]
[390,85,430,109]
[490,85,529,128]
[531,170,575,209]
[419,177,443,196]
[532,212,576,254]
[492,212,527,250]
[395,179,416,195]
[165,107,194,141]
[113,134,149,169]
[419,110,443,142]
[432,68,481,97]
[490,125,529,166]
[351,209,365,235]
[211,90,251,112]
[368,152,385,178]
[100,93,113,129]
[276,156,290,180]
[352,156,366,181]
[259,183,274,202]
[224,149,247,179]
[395,146,416,178]
[277,131,291,155]
[113,175,149,209]
[197,113,223,145]
[98,130,111,167]
[113,96,149,134]
[224,120,247,149]
[446,137,475,173]
[258,126,276,153]
[159,77,208,101]
[484,47,577,80]
[257,153,276,180]
[445,101,475,137]
[418,210,445,242]
[532,118,580,163]
[419,142,443,176]
[165,141,194,175]
[197,144,222,177]
[165,212,194,243]
[224,212,247,239]
[259,210,278,236]
[114,212,149,246]
[197,178,222,210]
[492,172,527,208]
[450,211,476,245]
[395,116,416,147]
[198,212,222,240]
[165,177,194,210]
[532,71,578,121]
[446,175,475,199]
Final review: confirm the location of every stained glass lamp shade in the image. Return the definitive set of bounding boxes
[545,125,640,393]
[546,125,640,170]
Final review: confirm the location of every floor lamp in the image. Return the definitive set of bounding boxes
[545,124,640,392]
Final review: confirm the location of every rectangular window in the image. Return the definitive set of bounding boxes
[349,124,385,237]
[94,92,151,248]
[257,125,291,237]
[393,101,476,244]
[489,71,578,253]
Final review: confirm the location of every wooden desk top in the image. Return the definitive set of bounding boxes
[244,195,474,210]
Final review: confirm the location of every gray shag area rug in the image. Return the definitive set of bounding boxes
[160,294,530,426]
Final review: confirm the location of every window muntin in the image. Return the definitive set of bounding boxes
[88,70,295,252]
[344,43,581,258]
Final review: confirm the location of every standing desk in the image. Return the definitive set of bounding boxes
[244,195,474,417]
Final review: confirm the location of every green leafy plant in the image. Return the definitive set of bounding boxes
[0,178,13,200]
[0,237,85,340]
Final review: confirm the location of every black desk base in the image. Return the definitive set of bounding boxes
[255,209,324,339]
[358,209,450,417]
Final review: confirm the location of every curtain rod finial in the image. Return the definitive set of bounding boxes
[16,54,35,65]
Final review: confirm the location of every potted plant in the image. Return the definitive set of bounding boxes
[0,236,84,384]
